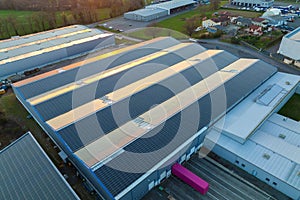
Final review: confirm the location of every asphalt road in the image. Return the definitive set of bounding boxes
[198,39,300,75]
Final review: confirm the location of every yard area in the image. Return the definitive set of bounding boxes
[278,93,300,121]
[238,30,284,49]
[155,4,261,33]
[156,6,213,33]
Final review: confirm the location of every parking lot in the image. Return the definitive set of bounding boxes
[143,155,288,200]
[100,17,151,32]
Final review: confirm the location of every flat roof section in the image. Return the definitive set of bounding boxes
[75,58,257,167]
[213,72,299,143]
[13,37,168,88]
[208,111,300,191]
[0,132,79,200]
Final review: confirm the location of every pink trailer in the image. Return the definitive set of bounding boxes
[171,163,209,195]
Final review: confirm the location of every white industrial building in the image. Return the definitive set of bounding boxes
[278,27,300,67]
[124,0,195,21]
[0,25,114,79]
[206,72,300,200]
[230,0,274,7]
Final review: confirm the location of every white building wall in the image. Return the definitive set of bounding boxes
[212,143,300,200]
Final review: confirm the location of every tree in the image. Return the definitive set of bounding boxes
[7,16,20,36]
[184,17,199,36]
[209,0,221,11]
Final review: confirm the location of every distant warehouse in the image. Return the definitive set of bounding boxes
[124,0,195,21]
[0,25,114,79]
[12,37,278,200]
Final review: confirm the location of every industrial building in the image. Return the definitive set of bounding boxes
[12,36,279,200]
[124,0,195,21]
[0,132,80,200]
[206,72,300,199]
[230,0,274,7]
[278,27,300,67]
[0,25,114,79]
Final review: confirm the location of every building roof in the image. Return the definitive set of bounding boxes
[207,71,300,191]
[236,17,252,25]
[12,37,277,199]
[252,17,267,22]
[249,25,262,30]
[0,132,79,200]
[146,0,195,11]
[0,25,110,65]
[212,72,299,143]
[125,7,166,17]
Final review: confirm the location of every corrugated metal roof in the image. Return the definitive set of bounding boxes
[147,0,195,11]
[260,118,300,148]
[126,8,167,17]
[0,132,79,200]
[0,25,87,49]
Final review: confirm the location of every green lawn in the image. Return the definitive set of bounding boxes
[156,8,210,33]
[125,27,188,40]
[278,93,300,121]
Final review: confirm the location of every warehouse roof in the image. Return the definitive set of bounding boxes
[147,0,195,11]
[0,132,79,200]
[12,37,277,199]
[126,7,167,17]
[0,25,112,65]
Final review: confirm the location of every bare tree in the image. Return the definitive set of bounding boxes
[184,17,199,36]
[209,0,221,11]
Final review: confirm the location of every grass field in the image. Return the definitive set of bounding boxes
[0,8,111,39]
[125,27,188,40]
[278,93,300,121]
[156,8,211,33]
